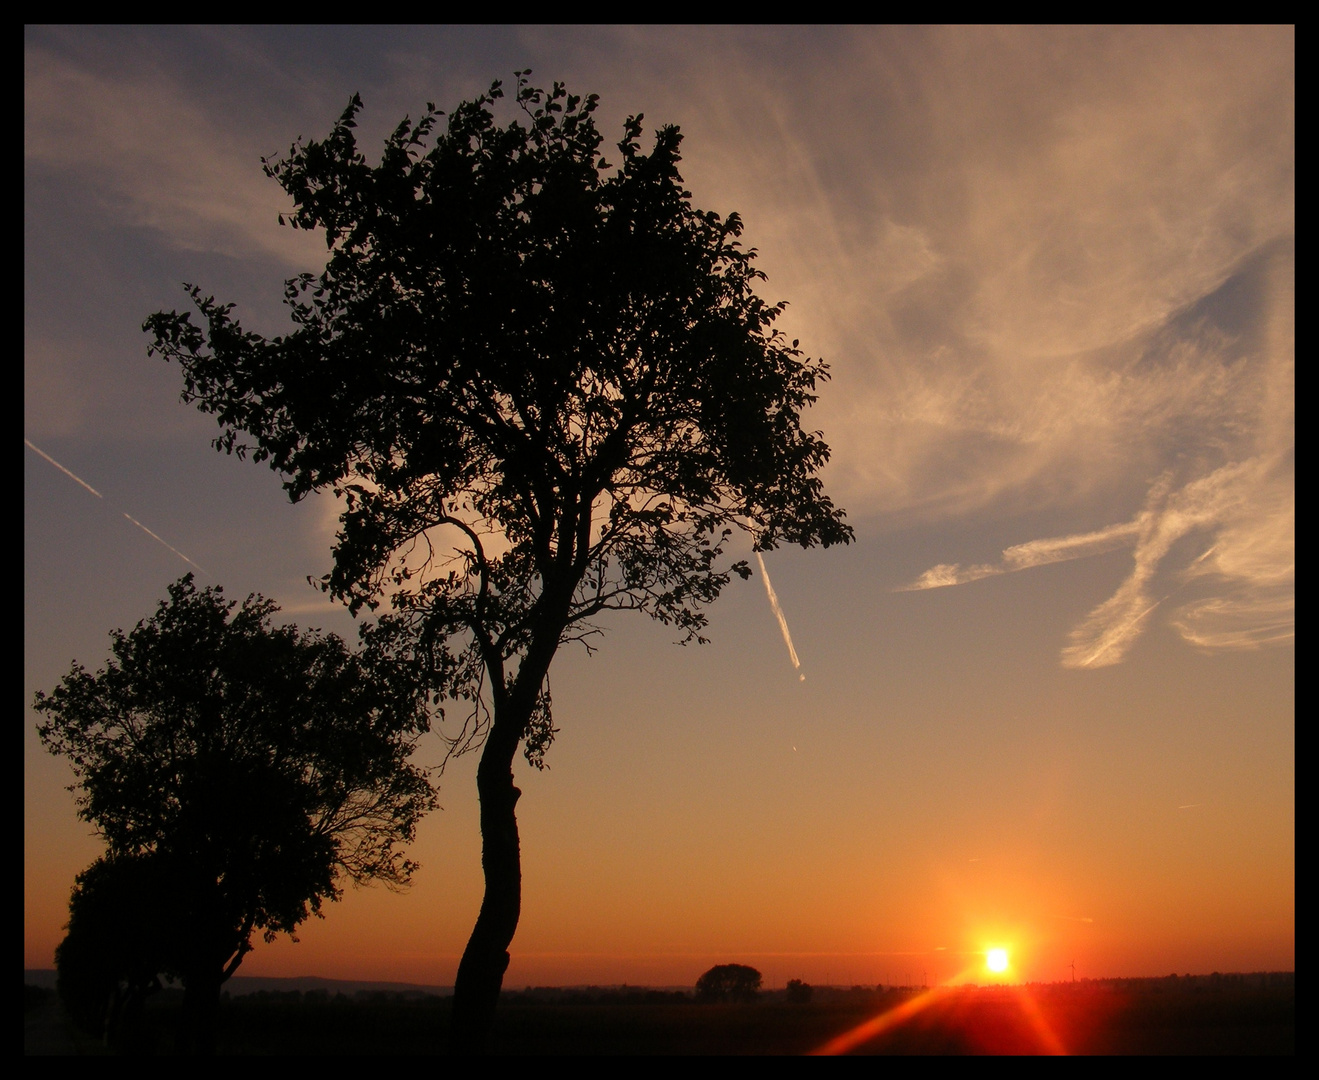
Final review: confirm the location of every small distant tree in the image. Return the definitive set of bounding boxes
[696,963,763,1002]
[35,575,437,1053]
[785,978,813,1004]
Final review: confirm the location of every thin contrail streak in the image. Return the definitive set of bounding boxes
[26,438,207,575]
[25,438,103,498]
[756,551,804,680]
[120,512,207,574]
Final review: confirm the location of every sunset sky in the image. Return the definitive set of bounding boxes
[25,26,1293,989]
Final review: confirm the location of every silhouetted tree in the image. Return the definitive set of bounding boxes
[785,978,814,1004]
[144,72,852,1052]
[35,575,436,1053]
[696,964,763,1002]
[55,853,180,1050]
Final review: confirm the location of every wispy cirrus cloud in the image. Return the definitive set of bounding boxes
[898,519,1142,592]
[898,232,1293,668]
[575,26,1294,525]
[1059,462,1262,668]
[24,36,328,266]
[901,446,1293,668]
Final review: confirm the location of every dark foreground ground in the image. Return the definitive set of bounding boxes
[26,978,1294,1055]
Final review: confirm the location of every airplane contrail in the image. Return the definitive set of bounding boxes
[25,438,104,498]
[119,512,207,574]
[26,438,207,575]
[756,550,805,681]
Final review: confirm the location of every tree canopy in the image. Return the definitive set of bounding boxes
[144,73,852,1050]
[696,963,764,1002]
[54,853,182,1049]
[35,574,436,1051]
[145,75,850,747]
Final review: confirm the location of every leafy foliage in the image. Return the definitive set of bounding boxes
[696,963,764,1002]
[54,853,179,1043]
[143,74,852,1046]
[785,978,814,1004]
[144,73,852,768]
[35,575,437,983]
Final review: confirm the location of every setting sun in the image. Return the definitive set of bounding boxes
[986,948,1009,974]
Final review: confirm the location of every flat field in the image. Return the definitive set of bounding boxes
[25,979,1294,1055]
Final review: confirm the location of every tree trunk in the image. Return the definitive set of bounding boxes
[449,713,525,1054]
[176,970,223,1055]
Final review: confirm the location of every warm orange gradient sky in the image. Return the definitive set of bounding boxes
[26,26,1293,988]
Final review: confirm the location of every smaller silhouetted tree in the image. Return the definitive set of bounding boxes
[696,963,763,1002]
[35,575,437,1053]
[55,853,183,1051]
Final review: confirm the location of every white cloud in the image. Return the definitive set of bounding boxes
[897,518,1143,592]
[577,26,1293,528]
[900,446,1292,666]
